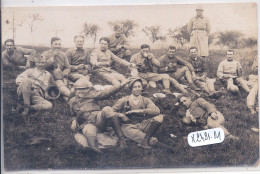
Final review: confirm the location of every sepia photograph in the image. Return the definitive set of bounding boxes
[1,1,259,173]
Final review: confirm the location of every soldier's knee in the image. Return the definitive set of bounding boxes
[82,124,98,137]
[20,78,32,85]
[153,115,164,123]
[228,85,239,93]
[102,106,114,118]
[161,74,170,79]
[182,116,191,125]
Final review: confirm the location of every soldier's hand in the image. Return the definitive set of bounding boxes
[77,64,85,69]
[121,115,131,123]
[121,77,133,87]
[126,109,143,115]
[147,53,153,60]
[71,120,78,131]
[116,45,123,50]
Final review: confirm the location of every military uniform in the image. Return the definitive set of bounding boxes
[90,48,134,86]
[187,16,210,57]
[188,56,217,95]
[217,59,250,93]
[131,52,187,94]
[65,47,91,82]
[16,67,52,111]
[42,50,71,97]
[2,46,36,69]
[112,94,163,146]
[108,34,132,61]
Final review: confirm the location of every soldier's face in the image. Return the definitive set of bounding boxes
[131,81,143,96]
[51,40,62,51]
[167,49,176,58]
[226,51,234,61]
[100,40,108,51]
[196,10,203,17]
[189,48,197,59]
[35,58,47,70]
[5,41,15,54]
[74,37,84,48]
[115,29,122,37]
[75,87,90,97]
[180,97,192,109]
[141,48,150,58]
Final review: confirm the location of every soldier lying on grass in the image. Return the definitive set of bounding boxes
[178,95,239,141]
[69,78,133,153]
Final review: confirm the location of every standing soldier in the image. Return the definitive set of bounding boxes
[108,25,132,61]
[42,37,72,99]
[66,35,91,82]
[16,54,53,115]
[187,6,210,58]
[2,39,36,70]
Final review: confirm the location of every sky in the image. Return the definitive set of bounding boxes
[1,2,258,48]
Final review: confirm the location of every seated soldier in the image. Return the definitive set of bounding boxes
[69,78,131,153]
[2,39,36,70]
[188,46,222,98]
[130,44,188,95]
[247,59,258,115]
[42,37,72,99]
[108,25,132,61]
[217,50,250,95]
[90,37,137,86]
[112,78,165,149]
[16,54,53,115]
[158,45,200,91]
[65,35,90,82]
[179,95,239,141]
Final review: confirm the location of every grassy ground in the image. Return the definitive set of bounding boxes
[2,46,259,170]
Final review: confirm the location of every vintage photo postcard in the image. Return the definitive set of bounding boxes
[1,1,259,173]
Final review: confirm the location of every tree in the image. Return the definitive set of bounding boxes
[241,37,257,48]
[142,25,166,44]
[5,12,26,40]
[82,23,100,44]
[26,13,44,34]
[168,24,190,47]
[216,31,244,49]
[51,24,64,37]
[25,13,43,44]
[108,19,138,38]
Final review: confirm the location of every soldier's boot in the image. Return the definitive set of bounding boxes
[86,136,103,153]
[138,121,161,149]
[22,105,30,116]
[109,117,127,149]
[190,82,201,91]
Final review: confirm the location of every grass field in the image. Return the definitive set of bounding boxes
[2,46,259,171]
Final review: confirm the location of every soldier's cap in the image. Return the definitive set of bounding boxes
[196,6,204,11]
[114,25,121,31]
[74,78,93,89]
[129,78,143,91]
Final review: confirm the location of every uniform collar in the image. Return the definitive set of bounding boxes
[74,46,84,51]
[196,15,204,19]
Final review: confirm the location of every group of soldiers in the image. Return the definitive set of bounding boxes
[2,12,258,153]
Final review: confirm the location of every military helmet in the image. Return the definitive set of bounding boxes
[74,78,93,89]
